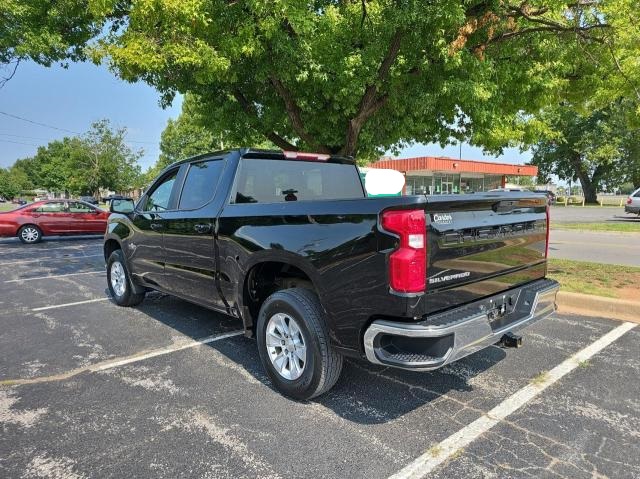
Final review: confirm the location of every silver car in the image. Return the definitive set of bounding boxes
[626,187,640,215]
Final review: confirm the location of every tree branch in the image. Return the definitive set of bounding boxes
[270,77,330,153]
[0,60,20,90]
[232,89,298,151]
[341,29,403,156]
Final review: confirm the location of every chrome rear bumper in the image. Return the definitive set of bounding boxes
[363,279,560,370]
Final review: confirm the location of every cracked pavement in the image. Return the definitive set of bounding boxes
[1,237,638,478]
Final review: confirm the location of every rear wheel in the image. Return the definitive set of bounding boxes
[256,288,343,400]
[107,249,145,307]
[18,225,42,244]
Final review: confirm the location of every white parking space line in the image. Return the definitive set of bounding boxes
[32,297,110,312]
[90,330,245,372]
[389,321,637,479]
[0,254,103,266]
[5,270,104,283]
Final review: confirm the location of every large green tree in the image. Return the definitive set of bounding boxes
[87,0,621,160]
[11,120,143,196]
[0,168,22,200]
[68,120,143,196]
[531,100,639,203]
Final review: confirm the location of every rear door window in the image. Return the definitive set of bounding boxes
[36,202,66,213]
[233,159,364,204]
[68,202,95,213]
[178,160,224,210]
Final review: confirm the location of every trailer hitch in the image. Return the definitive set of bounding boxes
[498,332,523,348]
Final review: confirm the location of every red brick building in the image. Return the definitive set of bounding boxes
[370,156,538,195]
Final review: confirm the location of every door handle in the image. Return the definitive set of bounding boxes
[194,223,213,234]
[150,223,163,231]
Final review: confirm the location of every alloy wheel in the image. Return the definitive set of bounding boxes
[21,227,39,243]
[265,313,307,380]
[110,261,127,298]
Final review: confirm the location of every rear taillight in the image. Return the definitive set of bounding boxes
[627,198,633,205]
[381,209,427,294]
[545,205,550,258]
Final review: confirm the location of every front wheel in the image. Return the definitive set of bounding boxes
[107,249,145,307]
[256,288,343,400]
[18,225,42,244]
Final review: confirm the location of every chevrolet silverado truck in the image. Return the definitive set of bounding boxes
[104,149,559,400]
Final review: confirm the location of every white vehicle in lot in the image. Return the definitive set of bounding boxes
[626,187,640,215]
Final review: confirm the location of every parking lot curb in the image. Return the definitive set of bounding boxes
[557,291,640,324]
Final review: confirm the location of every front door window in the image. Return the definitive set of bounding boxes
[144,171,178,211]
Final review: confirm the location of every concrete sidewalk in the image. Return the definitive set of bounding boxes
[549,230,640,267]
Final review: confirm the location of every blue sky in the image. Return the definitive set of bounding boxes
[0,61,531,171]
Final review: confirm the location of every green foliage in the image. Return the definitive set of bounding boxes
[3,1,637,163]
[0,168,22,200]
[0,0,105,85]
[86,0,627,159]
[531,100,639,202]
[10,120,142,196]
[69,120,143,195]
[147,93,277,179]
[154,98,220,173]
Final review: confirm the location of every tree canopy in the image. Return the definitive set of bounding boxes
[85,0,625,160]
[0,0,105,87]
[531,100,639,202]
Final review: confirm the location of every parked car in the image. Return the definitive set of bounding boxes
[626,187,640,215]
[103,194,129,204]
[0,200,109,244]
[0,197,6,203]
[105,149,559,400]
[11,199,27,206]
[80,196,99,205]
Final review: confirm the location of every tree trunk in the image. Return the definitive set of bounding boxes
[568,153,599,204]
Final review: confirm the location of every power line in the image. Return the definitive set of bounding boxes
[0,111,160,144]
[0,111,81,135]
[0,133,57,141]
[0,139,39,147]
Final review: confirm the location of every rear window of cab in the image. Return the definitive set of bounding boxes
[232,159,365,204]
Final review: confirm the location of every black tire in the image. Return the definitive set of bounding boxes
[256,288,343,400]
[107,249,145,307]
[18,225,42,244]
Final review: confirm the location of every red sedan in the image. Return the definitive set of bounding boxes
[0,200,110,244]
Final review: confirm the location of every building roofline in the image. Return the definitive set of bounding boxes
[371,155,538,176]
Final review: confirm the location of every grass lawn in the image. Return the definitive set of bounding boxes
[553,222,640,233]
[547,259,640,300]
[0,203,19,212]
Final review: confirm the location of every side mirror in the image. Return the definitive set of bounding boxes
[110,198,135,214]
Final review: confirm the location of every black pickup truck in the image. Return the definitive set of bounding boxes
[105,149,559,399]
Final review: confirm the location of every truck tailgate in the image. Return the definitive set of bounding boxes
[424,193,548,314]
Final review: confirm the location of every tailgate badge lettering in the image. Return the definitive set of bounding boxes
[429,269,471,285]
[432,213,453,225]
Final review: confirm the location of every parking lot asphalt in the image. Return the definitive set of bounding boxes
[1,237,638,479]
[550,206,638,224]
[549,230,640,266]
